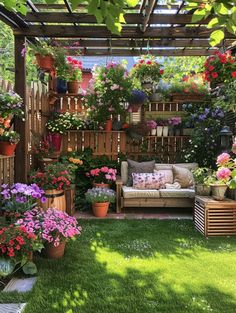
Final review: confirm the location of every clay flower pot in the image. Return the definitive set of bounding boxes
[35,54,54,71]
[93,183,110,189]
[105,119,112,131]
[67,81,80,94]
[0,141,17,156]
[43,241,66,259]
[92,202,109,218]
[210,184,228,201]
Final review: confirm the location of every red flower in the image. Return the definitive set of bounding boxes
[15,245,21,250]
[231,71,236,78]
[160,69,164,75]
[139,60,144,64]
[208,65,215,71]
[146,60,152,65]
[212,72,218,79]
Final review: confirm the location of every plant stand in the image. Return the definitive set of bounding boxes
[194,195,236,237]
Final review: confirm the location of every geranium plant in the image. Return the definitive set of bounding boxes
[0,90,24,119]
[204,51,236,84]
[1,183,46,219]
[0,225,43,277]
[130,55,164,85]
[29,163,72,190]
[86,166,117,184]
[17,208,82,247]
[169,74,209,95]
[66,57,82,82]
[0,130,20,144]
[85,187,116,203]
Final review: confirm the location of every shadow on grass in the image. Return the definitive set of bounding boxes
[20,220,236,313]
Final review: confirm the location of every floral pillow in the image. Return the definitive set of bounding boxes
[132,173,165,190]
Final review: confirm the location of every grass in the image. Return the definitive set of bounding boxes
[1,219,236,313]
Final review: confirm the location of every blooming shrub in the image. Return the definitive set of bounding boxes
[0,225,40,260]
[130,55,164,85]
[17,208,82,247]
[204,51,236,84]
[85,188,116,203]
[168,117,182,126]
[86,166,117,184]
[1,183,45,217]
[46,112,86,134]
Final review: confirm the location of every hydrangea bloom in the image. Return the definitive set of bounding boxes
[216,167,232,181]
[216,153,230,166]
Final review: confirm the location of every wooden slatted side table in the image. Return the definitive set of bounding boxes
[194,196,236,237]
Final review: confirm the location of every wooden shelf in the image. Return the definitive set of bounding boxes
[49,92,83,97]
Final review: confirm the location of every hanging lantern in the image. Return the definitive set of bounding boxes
[220,126,233,152]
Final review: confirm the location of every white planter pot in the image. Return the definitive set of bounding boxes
[162,126,169,137]
[156,126,163,137]
[210,184,228,201]
[151,129,157,136]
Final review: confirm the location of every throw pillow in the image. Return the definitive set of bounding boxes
[173,165,194,188]
[132,172,165,189]
[127,159,155,186]
[154,169,173,184]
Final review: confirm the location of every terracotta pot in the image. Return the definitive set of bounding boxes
[210,184,228,201]
[35,53,54,71]
[92,202,109,217]
[0,141,17,156]
[67,81,80,94]
[93,182,110,188]
[105,119,112,131]
[48,133,62,152]
[40,189,66,212]
[43,241,66,259]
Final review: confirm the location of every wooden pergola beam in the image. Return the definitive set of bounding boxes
[78,48,216,56]
[56,38,233,49]
[13,25,235,39]
[141,0,156,32]
[25,13,209,25]
[0,5,29,28]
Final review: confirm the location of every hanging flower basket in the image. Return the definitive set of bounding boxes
[35,53,54,71]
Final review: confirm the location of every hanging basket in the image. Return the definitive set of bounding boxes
[0,141,17,156]
[35,54,54,71]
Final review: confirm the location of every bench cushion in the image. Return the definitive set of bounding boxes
[159,188,195,198]
[122,186,160,199]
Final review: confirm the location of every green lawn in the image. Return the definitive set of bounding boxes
[1,220,236,313]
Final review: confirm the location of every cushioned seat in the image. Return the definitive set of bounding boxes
[159,188,195,198]
[122,186,160,199]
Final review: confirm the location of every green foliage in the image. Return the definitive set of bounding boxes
[184,1,236,46]
[0,257,15,278]
[192,167,212,184]
[212,80,236,112]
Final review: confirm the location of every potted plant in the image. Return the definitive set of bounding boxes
[29,41,55,71]
[0,130,20,156]
[29,162,72,211]
[192,167,212,196]
[17,208,82,259]
[146,120,157,136]
[0,225,43,278]
[54,48,69,93]
[84,61,133,126]
[0,90,24,120]
[126,122,151,141]
[127,90,147,113]
[130,55,164,90]
[66,57,82,94]
[85,187,116,217]
[209,152,234,200]
[156,119,164,137]
[168,116,182,136]
[86,166,117,188]
[1,183,46,224]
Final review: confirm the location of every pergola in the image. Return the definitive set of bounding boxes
[0,0,235,182]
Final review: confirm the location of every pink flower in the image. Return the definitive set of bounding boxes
[216,167,231,181]
[216,153,230,166]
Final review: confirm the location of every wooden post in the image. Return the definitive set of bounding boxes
[14,35,28,182]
